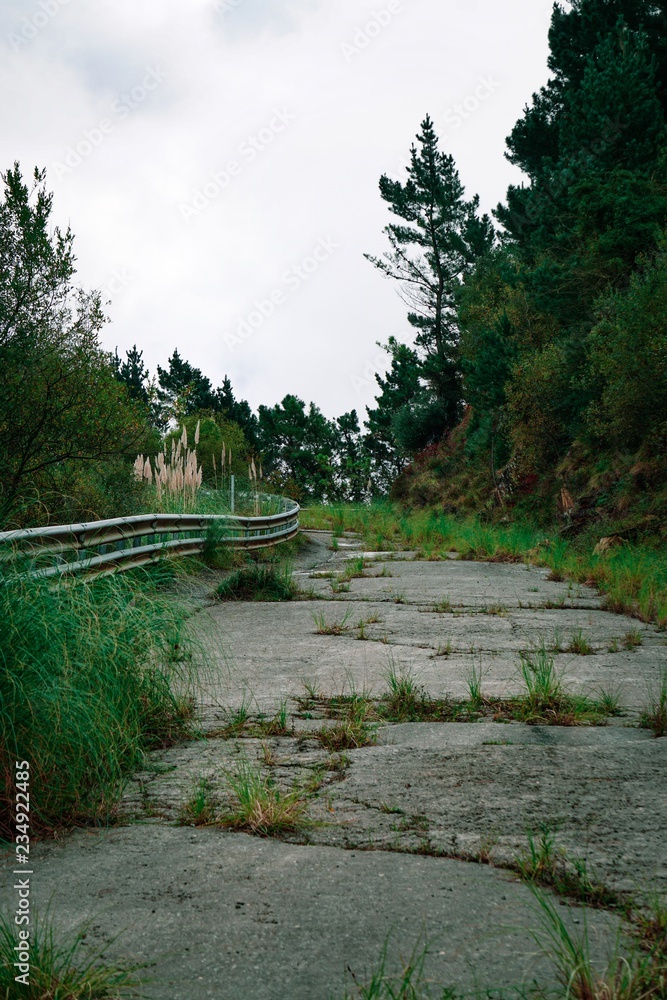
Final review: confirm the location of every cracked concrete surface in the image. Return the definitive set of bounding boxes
[2,531,665,999]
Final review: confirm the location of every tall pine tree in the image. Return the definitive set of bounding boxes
[366,116,494,440]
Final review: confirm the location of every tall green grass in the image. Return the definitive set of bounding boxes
[0,564,199,837]
[301,502,667,627]
[0,909,141,998]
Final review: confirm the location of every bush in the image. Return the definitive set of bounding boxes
[0,565,198,836]
[586,239,667,452]
[215,564,297,602]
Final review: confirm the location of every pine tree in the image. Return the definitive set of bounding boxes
[157,350,218,421]
[364,337,422,485]
[500,2,667,242]
[113,345,151,405]
[365,116,494,434]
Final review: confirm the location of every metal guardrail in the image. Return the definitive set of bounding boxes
[0,495,300,579]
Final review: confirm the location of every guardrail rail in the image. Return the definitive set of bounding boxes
[0,493,300,579]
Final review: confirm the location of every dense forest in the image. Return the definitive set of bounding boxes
[1,0,666,534]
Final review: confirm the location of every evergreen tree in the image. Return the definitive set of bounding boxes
[364,337,422,487]
[366,116,494,437]
[157,350,218,421]
[334,410,371,502]
[113,345,151,406]
[214,375,258,447]
[500,3,667,242]
[257,395,337,501]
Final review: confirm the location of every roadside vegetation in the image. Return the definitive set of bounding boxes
[0,910,141,1000]
[301,502,667,629]
[214,563,298,602]
[0,564,199,838]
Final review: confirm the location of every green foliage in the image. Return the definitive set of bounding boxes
[364,337,422,488]
[0,165,148,527]
[215,564,297,602]
[366,115,494,444]
[301,502,667,628]
[586,238,667,451]
[257,394,370,502]
[0,909,141,998]
[0,566,197,836]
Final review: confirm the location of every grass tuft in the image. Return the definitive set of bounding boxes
[530,888,667,999]
[312,609,353,635]
[640,672,667,737]
[220,758,310,836]
[567,630,595,655]
[0,566,198,837]
[513,826,622,909]
[622,629,644,650]
[0,909,141,999]
[179,777,218,826]
[383,661,423,720]
[215,564,297,602]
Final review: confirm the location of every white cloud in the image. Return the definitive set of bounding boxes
[0,0,553,418]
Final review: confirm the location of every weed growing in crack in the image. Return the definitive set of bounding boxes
[312,609,353,635]
[597,687,622,717]
[382,660,423,719]
[217,696,252,736]
[507,650,607,724]
[261,699,293,737]
[339,557,371,584]
[567,629,595,655]
[623,629,644,649]
[220,758,311,836]
[379,802,404,815]
[208,698,292,739]
[482,603,507,616]
[465,660,486,710]
[179,777,217,827]
[341,936,438,1000]
[518,650,564,711]
[326,752,351,773]
[260,742,279,768]
[314,696,378,752]
[640,671,667,737]
[513,826,622,909]
[529,888,667,1000]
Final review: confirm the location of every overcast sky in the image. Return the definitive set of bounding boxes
[1,0,555,420]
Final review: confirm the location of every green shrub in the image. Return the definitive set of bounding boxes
[215,564,297,602]
[0,565,198,836]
